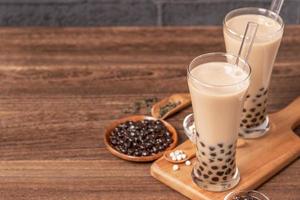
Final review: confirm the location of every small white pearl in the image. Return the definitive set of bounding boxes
[181,154,187,159]
[171,156,177,161]
[172,164,179,171]
[177,155,182,160]
[185,160,191,166]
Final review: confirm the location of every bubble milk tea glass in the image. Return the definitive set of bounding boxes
[187,53,251,191]
[224,8,284,138]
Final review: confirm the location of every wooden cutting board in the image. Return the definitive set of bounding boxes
[151,97,300,200]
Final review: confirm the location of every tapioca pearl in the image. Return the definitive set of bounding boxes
[197,169,202,176]
[200,142,205,147]
[201,151,205,156]
[225,168,232,175]
[228,144,233,149]
[229,159,234,165]
[196,132,199,137]
[246,124,251,129]
[211,166,218,170]
[216,171,224,176]
[240,123,244,127]
[209,159,214,163]
[226,158,232,163]
[217,144,223,148]
[202,161,207,166]
[255,123,260,127]
[222,165,227,170]
[212,177,219,182]
[223,176,228,181]
[203,174,209,179]
[208,171,213,175]
[246,114,252,118]
[251,118,257,123]
[255,112,260,117]
[263,90,268,95]
[242,108,246,113]
[210,153,217,157]
[259,87,264,91]
[199,166,204,171]
[262,108,266,113]
[257,103,262,107]
[225,151,232,156]
[217,158,223,162]
[259,115,264,120]
[246,94,250,99]
[256,94,262,98]
[220,149,225,154]
[250,108,256,112]
[242,119,247,124]
[209,146,215,151]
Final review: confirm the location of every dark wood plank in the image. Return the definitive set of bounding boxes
[0,26,299,200]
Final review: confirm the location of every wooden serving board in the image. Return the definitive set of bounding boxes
[151,97,300,200]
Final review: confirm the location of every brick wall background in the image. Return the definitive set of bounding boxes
[0,0,298,26]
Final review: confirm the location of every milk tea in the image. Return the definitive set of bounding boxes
[224,14,283,137]
[188,61,249,190]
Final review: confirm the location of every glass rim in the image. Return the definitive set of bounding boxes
[187,52,251,88]
[223,7,284,40]
[224,190,270,200]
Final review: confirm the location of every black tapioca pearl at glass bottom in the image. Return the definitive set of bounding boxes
[211,166,218,170]
[216,171,224,176]
[256,94,261,98]
[196,132,199,137]
[197,169,202,176]
[230,160,234,165]
[222,165,227,170]
[223,176,228,181]
[255,112,260,117]
[203,174,209,179]
[225,168,232,175]
[212,177,219,182]
[226,151,232,155]
[246,114,252,118]
[251,118,257,123]
[259,87,264,91]
[209,146,215,151]
[246,94,250,99]
[257,103,262,107]
[208,171,213,175]
[220,149,225,154]
[262,108,266,113]
[242,108,246,113]
[246,124,252,129]
[199,166,204,171]
[200,142,205,147]
[226,158,232,163]
[217,143,223,148]
[240,123,244,127]
[210,153,217,157]
[217,158,223,161]
[242,119,247,123]
[202,162,207,166]
[263,90,268,95]
[201,151,205,156]
[209,159,214,163]
[250,108,256,112]
[228,144,233,149]
[259,115,264,120]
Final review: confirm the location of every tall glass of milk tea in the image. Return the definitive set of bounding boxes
[224,7,284,138]
[187,53,251,191]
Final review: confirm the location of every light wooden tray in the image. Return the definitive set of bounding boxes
[151,97,300,200]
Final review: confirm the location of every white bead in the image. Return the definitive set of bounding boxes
[176,155,182,160]
[171,156,177,161]
[172,164,179,171]
[170,152,174,157]
[181,154,187,159]
[175,150,181,155]
[185,160,191,166]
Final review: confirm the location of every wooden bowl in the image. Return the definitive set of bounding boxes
[104,115,178,162]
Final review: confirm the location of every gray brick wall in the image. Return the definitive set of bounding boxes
[0,0,298,26]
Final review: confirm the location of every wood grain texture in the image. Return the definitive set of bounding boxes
[151,98,300,200]
[0,26,299,200]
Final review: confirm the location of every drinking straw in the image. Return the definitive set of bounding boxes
[236,22,258,66]
[270,0,285,14]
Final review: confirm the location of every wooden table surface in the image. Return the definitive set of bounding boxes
[0,26,299,200]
